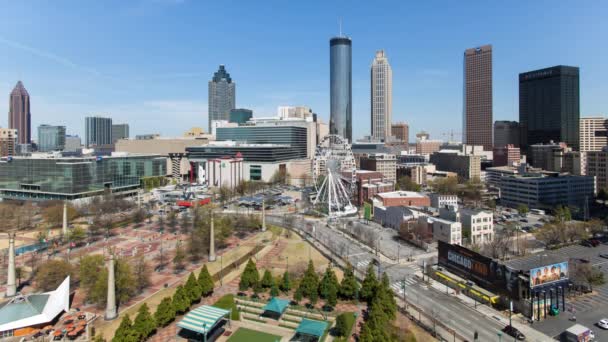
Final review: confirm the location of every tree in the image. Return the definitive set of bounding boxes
[334,313,349,337]
[180,212,191,234]
[172,285,190,314]
[167,211,178,233]
[154,297,176,327]
[554,205,572,222]
[326,281,338,307]
[68,227,87,245]
[133,255,150,292]
[428,177,458,195]
[239,259,260,291]
[133,208,146,225]
[280,270,291,293]
[173,242,186,273]
[35,259,75,291]
[270,279,280,297]
[79,255,105,298]
[198,265,214,297]
[297,260,319,300]
[375,273,397,321]
[158,215,165,232]
[598,188,608,201]
[113,315,138,342]
[573,263,606,291]
[319,265,339,299]
[360,263,378,304]
[261,269,274,289]
[396,176,421,192]
[293,287,303,303]
[132,303,156,341]
[42,202,78,227]
[185,272,202,303]
[86,256,136,308]
[339,264,359,300]
[517,204,529,217]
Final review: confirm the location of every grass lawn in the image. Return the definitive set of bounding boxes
[213,294,241,320]
[227,327,282,342]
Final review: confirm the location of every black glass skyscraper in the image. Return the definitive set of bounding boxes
[519,65,580,151]
[330,37,352,143]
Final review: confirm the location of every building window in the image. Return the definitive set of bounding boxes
[250,165,262,181]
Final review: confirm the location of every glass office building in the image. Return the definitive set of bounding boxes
[37,125,66,152]
[330,37,352,143]
[229,108,253,124]
[85,116,113,147]
[0,154,166,200]
[216,126,308,159]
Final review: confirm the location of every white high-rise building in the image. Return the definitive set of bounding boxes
[277,106,313,120]
[580,116,608,152]
[370,50,392,141]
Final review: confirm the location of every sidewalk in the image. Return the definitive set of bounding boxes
[417,271,556,342]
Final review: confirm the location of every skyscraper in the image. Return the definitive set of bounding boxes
[111,124,130,143]
[463,45,493,151]
[38,124,66,152]
[371,50,392,140]
[580,117,608,152]
[330,36,352,142]
[8,81,31,145]
[493,121,519,148]
[85,116,112,147]
[208,65,236,132]
[519,65,580,151]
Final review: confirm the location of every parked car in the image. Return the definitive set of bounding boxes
[582,240,595,247]
[520,219,528,223]
[502,325,525,340]
[599,253,608,259]
[590,239,601,246]
[597,319,608,330]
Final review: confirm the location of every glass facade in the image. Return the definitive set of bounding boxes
[229,108,253,124]
[0,155,166,200]
[249,165,262,181]
[330,37,352,143]
[216,126,308,159]
[519,66,580,151]
[37,125,66,152]
[187,145,301,163]
[85,116,113,147]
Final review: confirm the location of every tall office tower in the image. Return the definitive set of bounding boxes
[8,81,31,144]
[85,116,113,147]
[579,117,607,152]
[38,125,66,152]
[370,50,392,140]
[463,45,493,151]
[208,65,236,132]
[330,36,352,142]
[494,121,519,148]
[391,122,409,144]
[111,124,129,143]
[519,66,580,151]
[229,108,253,124]
[277,106,313,120]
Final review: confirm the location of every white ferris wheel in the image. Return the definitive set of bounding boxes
[312,135,357,217]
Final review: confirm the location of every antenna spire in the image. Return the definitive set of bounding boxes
[339,18,342,37]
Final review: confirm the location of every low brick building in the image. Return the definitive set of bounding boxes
[374,190,430,207]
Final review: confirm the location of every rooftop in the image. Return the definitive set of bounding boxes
[376,191,426,199]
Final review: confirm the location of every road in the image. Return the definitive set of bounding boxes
[266,214,511,342]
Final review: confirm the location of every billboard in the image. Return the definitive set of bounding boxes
[530,261,568,288]
[437,240,505,288]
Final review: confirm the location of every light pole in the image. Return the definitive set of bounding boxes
[220,255,223,286]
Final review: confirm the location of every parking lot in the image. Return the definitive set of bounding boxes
[530,243,608,340]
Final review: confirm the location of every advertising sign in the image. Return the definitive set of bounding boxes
[364,202,372,220]
[530,262,568,288]
[437,241,504,287]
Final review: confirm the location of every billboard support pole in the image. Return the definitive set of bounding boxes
[537,293,541,321]
[543,291,547,319]
[561,286,565,311]
[509,300,513,327]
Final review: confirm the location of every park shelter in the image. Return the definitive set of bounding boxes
[261,297,290,319]
[294,318,328,341]
[0,276,70,338]
[177,305,231,341]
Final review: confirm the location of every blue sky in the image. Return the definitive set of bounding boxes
[0,1,606,141]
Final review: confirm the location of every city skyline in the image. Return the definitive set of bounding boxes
[0,1,607,141]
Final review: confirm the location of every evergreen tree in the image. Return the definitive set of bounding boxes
[154,297,176,327]
[339,264,359,300]
[132,303,156,341]
[334,313,349,337]
[173,243,186,273]
[360,263,378,304]
[270,279,280,297]
[374,273,397,321]
[318,265,339,299]
[185,272,202,303]
[113,315,138,342]
[280,270,291,292]
[239,259,260,291]
[358,322,374,342]
[293,287,303,303]
[172,285,190,314]
[261,269,274,289]
[198,265,214,297]
[326,281,338,307]
[297,260,319,300]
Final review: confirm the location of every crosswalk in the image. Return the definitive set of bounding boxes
[356,259,371,269]
[391,278,418,294]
